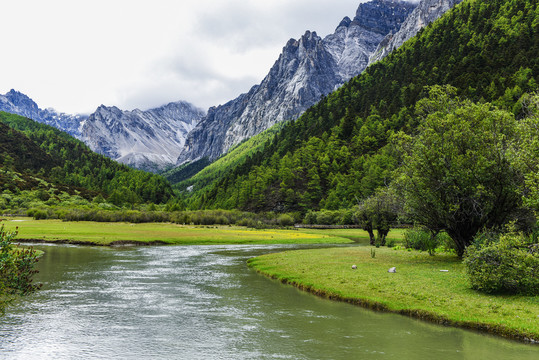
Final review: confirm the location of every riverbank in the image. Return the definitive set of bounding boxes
[248,246,539,343]
[2,218,362,246]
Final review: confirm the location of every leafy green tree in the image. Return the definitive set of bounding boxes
[92,194,106,204]
[355,203,375,246]
[0,224,41,313]
[513,93,539,212]
[395,86,525,256]
[356,186,402,246]
[107,190,124,206]
[370,187,402,246]
[2,154,14,172]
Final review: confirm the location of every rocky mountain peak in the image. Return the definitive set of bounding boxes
[0,89,88,138]
[337,16,353,29]
[177,0,417,164]
[81,101,205,172]
[96,104,120,113]
[92,105,126,126]
[369,0,463,64]
[353,0,416,35]
[284,31,322,52]
[300,31,317,49]
[4,89,39,113]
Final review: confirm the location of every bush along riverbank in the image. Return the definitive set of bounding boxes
[248,246,539,343]
[0,223,41,314]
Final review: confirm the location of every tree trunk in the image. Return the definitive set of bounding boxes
[447,230,471,257]
[376,230,388,246]
[368,229,375,246]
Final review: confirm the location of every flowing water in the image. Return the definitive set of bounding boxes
[0,244,537,359]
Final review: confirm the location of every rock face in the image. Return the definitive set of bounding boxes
[80,102,205,172]
[0,89,87,137]
[369,0,464,64]
[177,0,416,164]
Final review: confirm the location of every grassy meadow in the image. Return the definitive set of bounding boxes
[1,218,370,245]
[248,246,539,342]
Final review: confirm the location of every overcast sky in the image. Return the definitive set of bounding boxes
[0,1,375,114]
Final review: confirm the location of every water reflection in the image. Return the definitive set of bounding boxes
[0,244,537,359]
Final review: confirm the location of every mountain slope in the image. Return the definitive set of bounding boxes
[177,0,416,164]
[185,0,539,212]
[170,122,285,199]
[80,101,205,172]
[0,89,87,137]
[0,121,59,174]
[0,111,174,204]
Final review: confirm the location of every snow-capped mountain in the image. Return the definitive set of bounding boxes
[0,89,87,137]
[177,0,416,164]
[80,101,205,172]
[369,0,464,64]
[0,89,204,172]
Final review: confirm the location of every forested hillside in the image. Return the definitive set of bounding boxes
[0,112,174,205]
[185,0,539,212]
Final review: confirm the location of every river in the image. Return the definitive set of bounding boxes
[0,244,537,359]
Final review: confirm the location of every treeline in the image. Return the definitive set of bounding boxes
[28,208,299,228]
[0,112,174,204]
[184,0,538,212]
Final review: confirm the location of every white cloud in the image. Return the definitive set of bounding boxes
[0,0,370,114]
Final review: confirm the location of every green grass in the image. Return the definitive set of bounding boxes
[248,246,539,342]
[299,228,406,243]
[1,218,357,245]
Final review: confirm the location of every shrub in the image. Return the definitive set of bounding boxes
[171,212,191,225]
[33,210,48,220]
[303,211,317,225]
[464,233,539,295]
[92,194,106,204]
[214,215,229,225]
[302,209,357,225]
[27,208,52,220]
[237,218,257,228]
[315,210,338,225]
[385,237,396,248]
[337,209,356,225]
[403,228,439,255]
[0,223,41,312]
[36,189,50,202]
[277,214,295,227]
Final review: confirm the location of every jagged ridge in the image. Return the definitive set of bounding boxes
[80,101,205,172]
[0,89,87,137]
[177,0,416,164]
[369,0,464,64]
